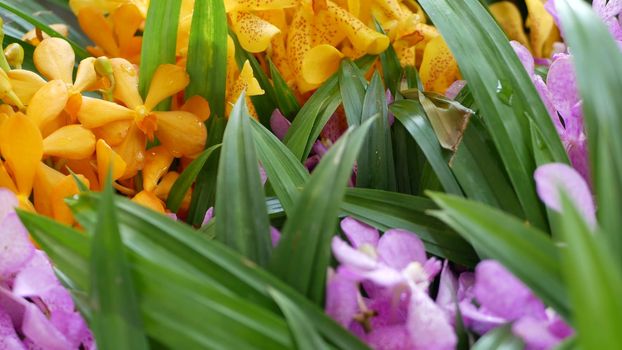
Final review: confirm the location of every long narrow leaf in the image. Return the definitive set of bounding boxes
[215,94,271,265]
[271,118,376,304]
[89,179,149,350]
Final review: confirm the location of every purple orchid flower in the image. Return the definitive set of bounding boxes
[511,41,590,182]
[325,217,456,350]
[546,0,622,46]
[0,188,94,350]
[438,260,573,350]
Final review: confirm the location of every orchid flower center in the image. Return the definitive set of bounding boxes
[403,261,429,288]
[358,243,378,260]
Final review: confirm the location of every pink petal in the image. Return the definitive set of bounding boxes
[269,109,290,140]
[339,217,379,249]
[407,286,457,350]
[365,325,413,350]
[436,261,458,317]
[22,303,72,350]
[534,163,596,227]
[331,237,378,270]
[547,54,580,120]
[270,226,281,248]
[201,207,214,227]
[473,260,547,321]
[445,80,467,100]
[0,213,36,278]
[377,229,427,269]
[259,164,268,185]
[510,41,535,75]
[0,188,18,222]
[457,272,475,301]
[533,75,563,132]
[512,317,567,350]
[0,308,25,350]
[325,269,359,327]
[457,300,506,334]
[13,251,58,299]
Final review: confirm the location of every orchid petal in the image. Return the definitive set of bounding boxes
[0,308,25,349]
[113,124,146,179]
[326,1,389,54]
[26,80,69,129]
[420,36,460,94]
[325,268,360,327]
[377,229,427,269]
[181,95,211,122]
[474,260,547,321]
[33,38,75,84]
[13,251,58,299]
[512,316,567,350]
[534,163,595,227]
[0,113,43,196]
[269,109,291,140]
[525,0,559,58]
[407,286,457,350]
[7,70,46,105]
[231,11,281,53]
[546,54,580,120]
[73,57,98,92]
[132,190,166,213]
[111,58,143,109]
[33,163,65,216]
[22,303,72,350]
[144,64,189,112]
[154,111,207,157]
[43,125,96,159]
[96,139,127,183]
[52,175,89,225]
[339,217,380,249]
[77,7,121,57]
[112,4,143,55]
[78,96,135,129]
[92,120,132,146]
[302,44,344,85]
[510,41,535,75]
[490,2,531,49]
[0,212,35,277]
[331,236,378,270]
[142,145,174,192]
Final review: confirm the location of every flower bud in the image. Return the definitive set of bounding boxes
[4,43,24,69]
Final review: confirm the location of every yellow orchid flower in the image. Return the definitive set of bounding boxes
[31,38,98,126]
[490,0,560,58]
[21,24,69,46]
[226,60,265,118]
[419,36,460,94]
[153,171,193,213]
[69,0,148,17]
[76,3,144,63]
[77,59,206,178]
[132,190,166,213]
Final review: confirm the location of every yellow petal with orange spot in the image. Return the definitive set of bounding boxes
[112,124,146,179]
[153,111,207,157]
[26,80,68,129]
[310,8,346,47]
[77,7,121,57]
[373,0,403,21]
[132,190,166,213]
[525,0,559,58]
[33,38,75,84]
[78,96,135,128]
[66,159,100,191]
[230,11,281,53]
[52,174,89,225]
[490,1,531,50]
[0,161,18,193]
[419,36,460,94]
[7,70,46,105]
[226,35,238,94]
[96,139,127,183]
[144,64,189,112]
[0,113,43,195]
[181,95,211,122]
[326,1,389,54]
[43,124,96,159]
[33,163,64,216]
[110,58,143,109]
[142,146,174,192]
[287,5,314,91]
[231,0,297,11]
[230,60,265,99]
[302,44,344,85]
[73,57,98,92]
[92,120,132,146]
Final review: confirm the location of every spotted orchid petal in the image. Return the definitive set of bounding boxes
[534,163,595,227]
[33,38,75,84]
[326,1,389,54]
[43,125,96,160]
[420,36,460,94]
[228,0,297,12]
[153,111,207,157]
[231,11,281,53]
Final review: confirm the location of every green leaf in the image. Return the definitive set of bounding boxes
[357,72,396,191]
[557,0,622,261]
[250,118,309,215]
[559,192,622,349]
[89,178,149,350]
[391,99,463,195]
[429,193,571,320]
[187,115,227,225]
[342,188,478,266]
[391,120,424,195]
[216,94,271,265]
[167,143,221,212]
[373,20,402,96]
[271,118,375,303]
[138,0,181,106]
[67,194,370,349]
[270,289,329,350]
[419,0,569,229]
[184,0,228,119]
[269,59,300,119]
[284,75,341,161]
[0,1,89,59]
[471,325,524,350]
[338,59,367,126]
